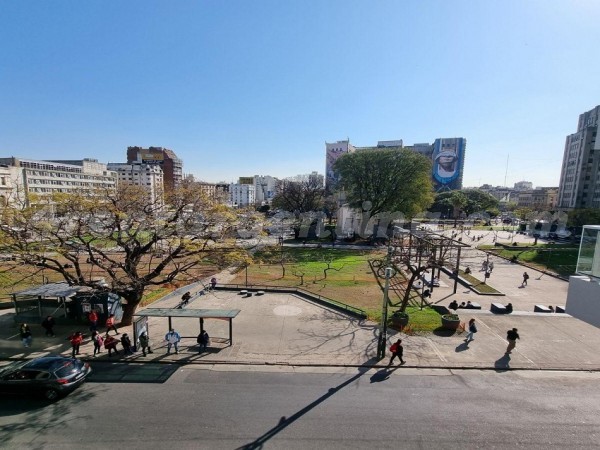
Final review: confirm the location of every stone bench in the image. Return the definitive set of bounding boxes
[555,305,566,313]
[491,303,507,314]
[240,290,248,295]
[256,291,265,296]
[464,302,481,310]
[534,304,552,313]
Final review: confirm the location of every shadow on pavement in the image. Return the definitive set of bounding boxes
[369,366,399,383]
[455,342,470,352]
[237,357,380,450]
[494,354,511,372]
[87,362,179,384]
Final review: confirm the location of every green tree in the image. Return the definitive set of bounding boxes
[334,148,434,221]
[0,182,247,325]
[567,208,600,228]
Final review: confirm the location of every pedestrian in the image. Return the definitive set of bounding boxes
[210,277,217,290]
[388,339,405,365]
[105,313,119,336]
[448,300,459,311]
[41,315,56,337]
[68,331,83,357]
[120,333,133,355]
[165,328,181,354]
[465,318,477,343]
[138,332,153,356]
[505,328,520,354]
[522,272,529,287]
[197,330,209,353]
[88,309,99,332]
[92,331,104,356]
[20,323,32,347]
[489,262,494,272]
[104,334,120,357]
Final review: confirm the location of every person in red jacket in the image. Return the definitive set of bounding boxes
[388,339,405,365]
[68,331,84,357]
[105,314,119,336]
[88,309,99,332]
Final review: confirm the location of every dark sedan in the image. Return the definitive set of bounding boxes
[0,355,91,401]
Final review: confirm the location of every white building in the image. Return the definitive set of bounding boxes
[107,163,164,204]
[229,183,255,207]
[0,157,117,207]
[253,175,277,205]
[325,140,355,194]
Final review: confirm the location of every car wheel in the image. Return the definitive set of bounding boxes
[44,388,60,401]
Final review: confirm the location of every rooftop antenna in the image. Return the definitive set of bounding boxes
[504,154,509,187]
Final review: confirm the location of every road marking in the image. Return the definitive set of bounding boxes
[427,340,447,362]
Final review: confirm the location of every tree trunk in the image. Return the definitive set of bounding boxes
[119,290,144,326]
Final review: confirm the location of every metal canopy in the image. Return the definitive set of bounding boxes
[134,308,241,345]
[135,308,240,318]
[13,282,91,298]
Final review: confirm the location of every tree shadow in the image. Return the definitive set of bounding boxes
[236,357,379,450]
[494,354,511,372]
[432,327,458,337]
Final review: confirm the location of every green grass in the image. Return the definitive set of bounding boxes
[486,244,578,276]
[458,270,501,294]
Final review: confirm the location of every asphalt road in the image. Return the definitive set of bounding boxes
[1,364,600,449]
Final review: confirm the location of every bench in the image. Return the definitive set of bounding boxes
[491,303,507,314]
[555,305,566,313]
[534,304,552,313]
[466,302,481,310]
[256,291,265,296]
[240,290,248,295]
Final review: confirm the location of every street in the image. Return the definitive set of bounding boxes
[1,364,600,449]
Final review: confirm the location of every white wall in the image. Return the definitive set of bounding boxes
[565,275,600,328]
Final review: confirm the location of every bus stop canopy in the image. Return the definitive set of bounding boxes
[134,308,241,344]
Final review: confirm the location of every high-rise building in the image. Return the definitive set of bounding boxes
[557,106,600,209]
[127,146,182,193]
[253,175,278,205]
[229,183,255,208]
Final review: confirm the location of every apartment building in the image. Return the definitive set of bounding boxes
[558,105,600,209]
[0,157,117,207]
[127,146,183,193]
[107,163,164,204]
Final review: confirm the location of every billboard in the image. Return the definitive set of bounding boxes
[141,152,164,163]
[432,138,465,191]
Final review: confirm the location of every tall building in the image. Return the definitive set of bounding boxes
[229,182,255,207]
[325,140,355,194]
[127,146,182,193]
[0,157,117,207]
[558,106,600,209]
[253,175,278,205]
[107,163,164,204]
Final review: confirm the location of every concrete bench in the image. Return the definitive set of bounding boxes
[491,303,507,314]
[240,290,248,295]
[555,305,566,313]
[256,290,265,296]
[465,302,481,310]
[534,304,552,313]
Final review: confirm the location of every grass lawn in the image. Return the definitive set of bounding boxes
[458,270,501,294]
[484,244,578,276]
[234,247,445,332]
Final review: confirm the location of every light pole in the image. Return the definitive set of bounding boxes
[377,267,393,360]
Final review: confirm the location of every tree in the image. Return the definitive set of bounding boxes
[567,208,600,228]
[429,189,499,218]
[0,182,247,325]
[334,148,434,223]
[271,178,325,214]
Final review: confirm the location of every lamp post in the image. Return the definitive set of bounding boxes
[377,267,393,360]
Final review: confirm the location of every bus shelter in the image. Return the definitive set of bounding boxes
[133,308,241,346]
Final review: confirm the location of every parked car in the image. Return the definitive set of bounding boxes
[0,355,91,401]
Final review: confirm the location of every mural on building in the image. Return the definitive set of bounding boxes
[432,138,465,191]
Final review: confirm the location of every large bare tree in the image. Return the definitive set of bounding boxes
[0,182,246,325]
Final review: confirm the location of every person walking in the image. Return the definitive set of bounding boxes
[465,318,477,343]
[92,331,104,357]
[388,339,405,365]
[521,272,529,287]
[88,309,99,332]
[120,333,133,355]
[165,329,181,354]
[505,328,520,354]
[105,314,119,336]
[138,332,153,356]
[210,277,217,290]
[104,334,120,357]
[197,330,209,354]
[41,315,56,337]
[20,323,32,347]
[68,331,83,357]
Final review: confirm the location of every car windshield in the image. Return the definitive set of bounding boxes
[0,361,27,375]
[54,362,79,378]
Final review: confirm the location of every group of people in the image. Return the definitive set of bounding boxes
[449,300,478,310]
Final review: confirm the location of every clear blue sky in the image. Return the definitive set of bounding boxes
[1,0,600,187]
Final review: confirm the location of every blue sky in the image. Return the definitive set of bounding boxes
[1,0,600,187]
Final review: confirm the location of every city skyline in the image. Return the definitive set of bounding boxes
[2,1,600,187]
